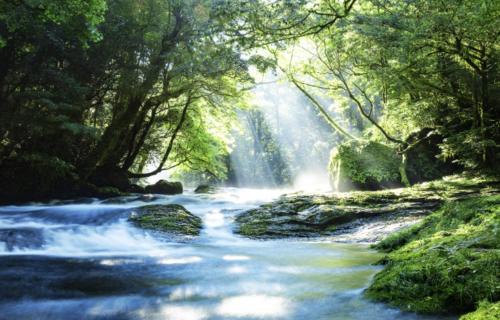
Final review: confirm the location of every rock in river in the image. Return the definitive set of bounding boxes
[144,180,183,195]
[194,184,216,194]
[129,204,202,236]
[234,176,498,241]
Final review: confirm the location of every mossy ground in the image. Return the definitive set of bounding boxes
[459,301,500,320]
[130,204,202,236]
[366,194,500,316]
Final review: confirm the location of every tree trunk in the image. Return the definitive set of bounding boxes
[128,94,192,179]
[399,153,410,187]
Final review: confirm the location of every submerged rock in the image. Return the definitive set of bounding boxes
[144,180,183,195]
[0,228,45,251]
[194,184,216,194]
[129,204,202,236]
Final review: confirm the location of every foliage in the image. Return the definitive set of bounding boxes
[367,195,500,315]
[0,0,499,200]
[279,0,500,171]
[460,301,500,320]
[0,153,77,203]
[0,0,257,199]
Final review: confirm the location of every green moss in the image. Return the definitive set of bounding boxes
[130,204,202,236]
[235,174,498,239]
[460,301,500,320]
[329,140,402,191]
[238,221,269,237]
[366,195,500,315]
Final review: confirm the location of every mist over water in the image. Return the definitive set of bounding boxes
[229,73,353,192]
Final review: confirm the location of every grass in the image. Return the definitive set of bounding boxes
[366,194,500,315]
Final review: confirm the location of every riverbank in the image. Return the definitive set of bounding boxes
[234,175,500,318]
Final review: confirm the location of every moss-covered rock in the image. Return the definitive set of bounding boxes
[366,195,500,315]
[235,192,441,239]
[129,204,202,236]
[144,180,183,195]
[329,140,402,191]
[235,175,498,241]
[460,301,500,320]
[194,184,216,194]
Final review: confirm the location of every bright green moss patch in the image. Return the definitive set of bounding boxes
[238,221,269,237]
[129,204,202,236]
[329,140,402,191]
[460,301,500,320]
[366,195,500,315]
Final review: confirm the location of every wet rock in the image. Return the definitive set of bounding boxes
[235,191,443,239]
[144,180,183,195]
[94,186,124,198]
[129,204,202,236]
[235,176,499,240]
[194,184,216,194]
[100,194,159,204]
[49,197,97,205]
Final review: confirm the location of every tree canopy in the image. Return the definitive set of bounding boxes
[0,0,498,201]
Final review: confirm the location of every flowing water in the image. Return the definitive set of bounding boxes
[0,189,447,320]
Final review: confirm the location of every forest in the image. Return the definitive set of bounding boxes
[0,0,498,319]
[1,0,498,201]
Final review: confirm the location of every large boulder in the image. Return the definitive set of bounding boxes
[129,204,202,236]
[144,180,183,195]
[234,176,497,240]
[329,140,402,191]
[194,184,216,194]
[234,189,443,239]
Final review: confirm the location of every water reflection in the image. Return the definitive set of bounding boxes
[216,295,291,318]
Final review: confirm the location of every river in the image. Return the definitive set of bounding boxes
[0,188,447,319]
